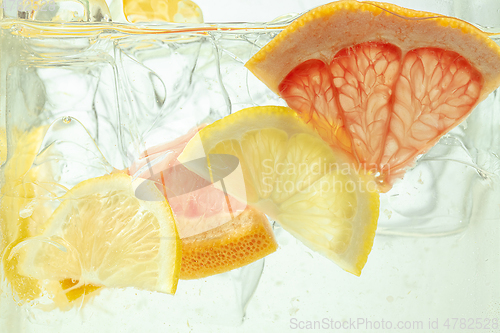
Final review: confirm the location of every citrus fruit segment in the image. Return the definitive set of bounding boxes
[128,128,277,279]
[245,0,500,189]
[179,106,380,276]
[180,206,277,279]
[1,127,49,303]
[16,173,181,296]
[123,0,203,23]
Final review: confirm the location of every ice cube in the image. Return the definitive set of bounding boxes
[10,0,112,22]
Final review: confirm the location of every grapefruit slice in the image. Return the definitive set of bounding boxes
[245,0,500,189]
[128,128,278,279]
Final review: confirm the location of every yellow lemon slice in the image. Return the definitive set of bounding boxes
[179,106,379,276]
[1,126,51,303]
[15,173,181,299]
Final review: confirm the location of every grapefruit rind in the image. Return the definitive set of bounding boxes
[180,206,277,280]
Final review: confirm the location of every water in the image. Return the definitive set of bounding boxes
[1,1,500,332]
[2,18,493,236]
[0,17,286,331]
